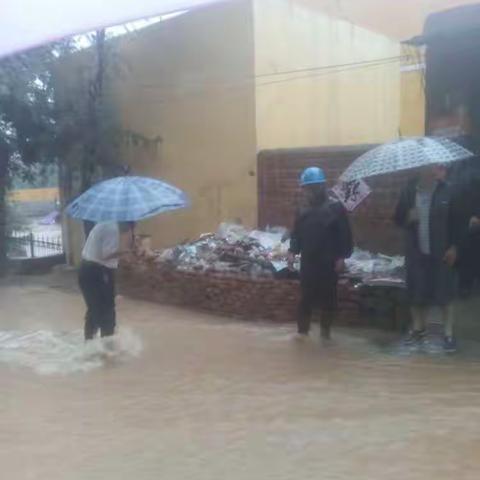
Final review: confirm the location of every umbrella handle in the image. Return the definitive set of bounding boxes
[130,225,136,249]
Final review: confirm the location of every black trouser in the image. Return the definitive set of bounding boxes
[78,261,116,340]
[298,300,335,335]
[298,266,337,335]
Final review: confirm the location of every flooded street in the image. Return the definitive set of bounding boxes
[2,273,480,479]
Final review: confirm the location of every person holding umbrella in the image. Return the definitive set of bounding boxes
[288,167,353,341]
[394,163,462,352]
[66,175,190,341]
[340,137,473,352]
[79,221,135,340]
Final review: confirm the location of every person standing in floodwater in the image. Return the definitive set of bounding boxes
[288,167,353,340]
[78,222,135,340]
[394,164,462,352]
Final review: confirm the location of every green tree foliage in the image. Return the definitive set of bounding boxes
[0,31,160,272]
[0,43,65,272]
[0,32,123,272]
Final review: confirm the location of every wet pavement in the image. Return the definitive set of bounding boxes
[1,271,480,479]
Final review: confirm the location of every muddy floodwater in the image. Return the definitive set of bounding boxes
[2,272,480,480]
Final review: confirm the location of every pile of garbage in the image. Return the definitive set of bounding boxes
[346,249,405,285]
[156,223,292,277]
[154,223,405,283]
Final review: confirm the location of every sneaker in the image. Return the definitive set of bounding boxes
[403,329,427,346]
[443,336,457,353]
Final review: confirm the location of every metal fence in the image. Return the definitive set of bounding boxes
[7,231,63,258]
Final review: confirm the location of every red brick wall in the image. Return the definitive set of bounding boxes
[257,146,411,255]
[119,259,362,324]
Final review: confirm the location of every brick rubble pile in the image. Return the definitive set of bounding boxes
[120,224,406,327]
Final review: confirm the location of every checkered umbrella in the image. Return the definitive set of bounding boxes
[66,176,190,222]
[340,137,473,182]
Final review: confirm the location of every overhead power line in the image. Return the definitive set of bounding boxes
[255,55,407,79]
[256,56,407,87]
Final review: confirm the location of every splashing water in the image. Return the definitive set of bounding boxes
[0,328,143,375]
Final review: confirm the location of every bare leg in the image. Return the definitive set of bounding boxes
[411,306,427,332]
[442,303,455,338]
[405,306,428,345]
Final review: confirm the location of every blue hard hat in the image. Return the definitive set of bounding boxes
[300,167,326,186]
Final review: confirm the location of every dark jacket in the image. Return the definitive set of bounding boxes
[394,179,461,260]
[451,162,480,274]
[290,199,353,267]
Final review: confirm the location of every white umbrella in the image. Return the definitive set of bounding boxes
[340,137,474,182]
[0,0,228,58]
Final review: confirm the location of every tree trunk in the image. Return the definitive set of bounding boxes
[0,144,9,276]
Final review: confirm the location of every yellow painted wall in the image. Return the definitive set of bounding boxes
[253,0,402,150]
[8,187,59,203]
[111,0,257,249]
[399,44,426,138]
[57,0,431,264]
[400,70,426,137]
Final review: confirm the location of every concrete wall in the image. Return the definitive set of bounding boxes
[253,0,402,150]
[112,0,257,249]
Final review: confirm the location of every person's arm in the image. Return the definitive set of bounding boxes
[287,214,302,269]
[289,214,302,255]
[467,176,480,228]
[103,249,131,261]
[444,186,466,267]
[332,203,353,273]
[334,203,353,258]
